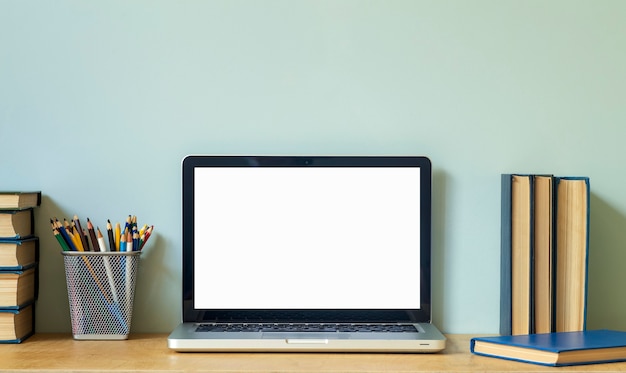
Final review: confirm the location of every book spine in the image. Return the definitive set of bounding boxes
[528,178,535,335]
[500,174,513,336]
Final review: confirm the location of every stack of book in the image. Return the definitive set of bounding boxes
[0,191,41,343]
[500,175,589,336]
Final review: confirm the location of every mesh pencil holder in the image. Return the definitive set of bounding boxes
[62,251,141,340]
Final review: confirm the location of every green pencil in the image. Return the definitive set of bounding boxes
[53,229,71,251]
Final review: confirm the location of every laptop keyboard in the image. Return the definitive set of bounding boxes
[196,323,419,333]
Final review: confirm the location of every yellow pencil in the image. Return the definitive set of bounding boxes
[115,222,121,251]
[73,215,90,252]
[72,229,84,251]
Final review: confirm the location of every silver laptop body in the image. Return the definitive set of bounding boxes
[168,155,446,352]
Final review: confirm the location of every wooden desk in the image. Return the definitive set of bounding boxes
[1,334,625,372]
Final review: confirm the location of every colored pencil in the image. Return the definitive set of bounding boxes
[82,229,91,251]
[126,230,133,252]
[140,225,153,250]
[55,218,78,251]
[115,222,121,251]
[97,227,119,303]
[119,228,128,252]
[73,215,90,252]
[87,218,100,252]
[132,228,139,252]
[63,218,73,234]
[53,227,71,252]
[71,228,85,251]
[107,220,116,252]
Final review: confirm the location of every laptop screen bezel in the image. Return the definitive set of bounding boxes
[181,155,433,323]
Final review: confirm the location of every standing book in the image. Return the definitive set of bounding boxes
[501,173,589,336]
[532,175,554,334]
[471,330,626,367]
[554,177,589,333]
[500,174,533,335]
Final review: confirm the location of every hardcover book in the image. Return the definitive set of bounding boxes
[532,175,554,334]
[0,304,34,343]
[471,330,626,366]
[0,209,34,240]
[0,238,38,270]
[501,174,589,336]
[500,174,533,335]
[0,267,36,308]
[554,177,589,333]
[0,192,41,210]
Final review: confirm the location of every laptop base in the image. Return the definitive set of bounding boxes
[168,322,446,353]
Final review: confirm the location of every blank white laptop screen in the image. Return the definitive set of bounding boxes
[193,166,421,310]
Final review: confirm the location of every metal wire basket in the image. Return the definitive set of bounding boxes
[62,251,141,340]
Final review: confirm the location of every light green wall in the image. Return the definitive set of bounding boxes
[1,0,625,334]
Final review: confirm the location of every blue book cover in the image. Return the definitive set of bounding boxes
[500,174,513,336]
[500,174,513,335]
[471,330,626,366]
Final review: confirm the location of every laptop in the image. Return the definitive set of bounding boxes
[168,155,446,352]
